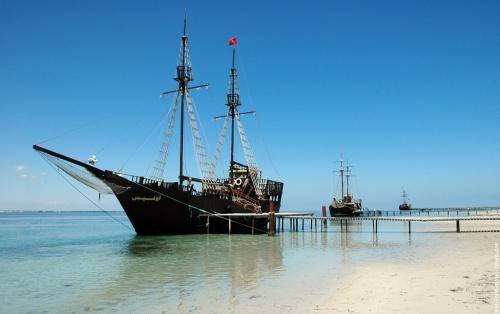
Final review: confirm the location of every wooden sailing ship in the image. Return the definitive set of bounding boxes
[399,190,411,210]
[329,158,362,217]
[34,18,283,235]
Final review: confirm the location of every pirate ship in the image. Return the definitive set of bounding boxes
[33,19,283,235]
[399,190,411,210]
[329,158,362,217]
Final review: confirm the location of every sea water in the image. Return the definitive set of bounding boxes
[0,211,497,313]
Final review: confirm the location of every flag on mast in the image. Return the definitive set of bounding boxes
[228,37,237,46]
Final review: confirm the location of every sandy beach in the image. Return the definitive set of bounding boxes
[327,234,499,313]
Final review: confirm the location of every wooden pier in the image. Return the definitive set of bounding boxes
[199,211,500,235]
[198,212,314,235]
[278,215,500,234]
[358,207,500,217]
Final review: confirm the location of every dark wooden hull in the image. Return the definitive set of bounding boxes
[329,203,362,217]
[32,145,281,236]
[115,181,276,235]
[399,203,411,211]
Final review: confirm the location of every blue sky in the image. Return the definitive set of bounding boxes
[1,0,499,211]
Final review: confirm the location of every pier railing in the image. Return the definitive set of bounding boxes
[360,207,500,217]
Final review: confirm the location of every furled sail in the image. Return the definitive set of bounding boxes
[34,145,129,195]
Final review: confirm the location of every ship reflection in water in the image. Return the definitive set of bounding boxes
[80,234,285,312]
[81,222,414,312]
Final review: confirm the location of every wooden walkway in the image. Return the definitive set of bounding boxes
[198,211,500,235]
[359,208,500,217]
[277,215,500,234]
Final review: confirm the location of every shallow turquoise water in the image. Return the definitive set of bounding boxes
[0,211,482,313]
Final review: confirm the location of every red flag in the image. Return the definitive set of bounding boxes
[228,37,237,46]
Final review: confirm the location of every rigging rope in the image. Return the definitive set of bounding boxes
[117,107,171,174]
[235,110,263,197]
[334,170,340,198]
[254,114,283,182]
[236,55,283,182]
[36,117,110,146]
[208,112,230,178]
[150,92,180,181]
[185,90,214,183]
[40,154,134,232]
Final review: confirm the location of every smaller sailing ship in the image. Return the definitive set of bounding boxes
[399,190,411,210]
[329,158,362,217]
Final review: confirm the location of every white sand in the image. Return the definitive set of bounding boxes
[323,232,500,314]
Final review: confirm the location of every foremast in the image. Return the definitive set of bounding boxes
[152,16,212,186]
[339,158,345,197]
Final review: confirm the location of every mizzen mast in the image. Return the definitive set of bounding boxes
[213,37,263,197]
[216,38,257,183]
[227,45,240,183]
[346,164,350,196]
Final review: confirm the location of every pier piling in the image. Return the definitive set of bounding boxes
[268,202,276,236]
[322,206,327,228]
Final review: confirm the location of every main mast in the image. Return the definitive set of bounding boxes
[175,16,193,185]
[339,159,344,198]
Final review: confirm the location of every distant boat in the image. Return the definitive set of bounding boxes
[399,190,411,210]
[329,157,362,217]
